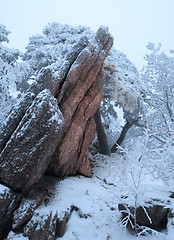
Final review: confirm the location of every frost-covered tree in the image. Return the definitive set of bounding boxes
[141,43,174,142]
[0,24,30,122]
[140,43,174,181]
[100,48,143,152]
[23,22,93,74]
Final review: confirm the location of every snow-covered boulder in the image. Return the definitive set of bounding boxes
[119,202,169,232]
[0,89,64,191]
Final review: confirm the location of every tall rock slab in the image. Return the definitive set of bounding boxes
[47,27,113,176]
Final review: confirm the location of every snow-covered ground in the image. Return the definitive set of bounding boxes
[57,154,174,240]
[7,152,174,240]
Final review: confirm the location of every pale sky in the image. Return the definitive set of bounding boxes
[0,0,174,69]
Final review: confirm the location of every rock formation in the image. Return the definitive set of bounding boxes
[48,27,113,176]
[0,26,113,239]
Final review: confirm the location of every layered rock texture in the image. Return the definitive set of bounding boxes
[0,26,113,239]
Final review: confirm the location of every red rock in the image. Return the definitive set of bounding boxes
[48,27,113,177]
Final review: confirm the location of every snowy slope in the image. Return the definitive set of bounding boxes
[7,152,174,240]
[57,154,173,240]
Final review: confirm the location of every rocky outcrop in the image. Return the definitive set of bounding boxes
[0,26,113,239]
[48,27,113,177]
[0,89,64,191]
[0,184,21,239]
[0,27,113,187]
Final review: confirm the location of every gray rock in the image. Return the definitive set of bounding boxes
[0,92,34,153]
[29,68,57,97]
[0,184,21,239]
[0,89,64,192]
[119,202,169,231]
[12,185,47,230]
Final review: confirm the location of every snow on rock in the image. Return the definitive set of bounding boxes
[23,210,58,240]
[12,185,47,231]
[6,231,28,240]
[0,92,34,153]
[0,89,64,192]
[0,184,21,239]
[28,67,58,97]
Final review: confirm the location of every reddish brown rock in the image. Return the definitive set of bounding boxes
[24,211,57,240]
[0,89,64,191]
[23,205,74,239]
[48,27,113,177]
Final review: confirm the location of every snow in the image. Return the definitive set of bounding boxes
[0,183,9,197]
[51,153,173,240]
[8,152,174,239]
[7,231,28,240]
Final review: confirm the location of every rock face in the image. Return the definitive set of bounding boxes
[0,184,21,239]
[0,89,64,191]
[48,27,113,177]
[0,92,34,153]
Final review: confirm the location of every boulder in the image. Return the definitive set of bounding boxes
[0,89,64,191]
[0,184,21,239]
[23,211,57,240]
[0,92,34,153]
[0,67,64,155]
[23,207,74,240]
[118,202,169,231]
[47,27,113,176]
[12,185,47,230]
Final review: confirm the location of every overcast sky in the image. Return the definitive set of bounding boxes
[0,0,174,69]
